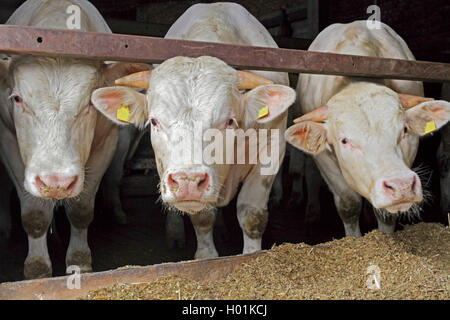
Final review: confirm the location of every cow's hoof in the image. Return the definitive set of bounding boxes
[66,250,92,273]
[194,248,218,260]
[24,256,52,280]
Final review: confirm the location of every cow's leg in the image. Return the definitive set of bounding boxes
[102,126,138,225]
[165,211,186,249]
[287,146,306,209]
[237,204,268,254]
[314,152,362,237]
[304,156,322,227]
[21,200,54,279]
[334,193,362,237]
[190,208,218,259]
[236,169,274,254]
[64,197,94,273]
[65,125,119,273]
[0,124,54,279]
[373,210,396,234]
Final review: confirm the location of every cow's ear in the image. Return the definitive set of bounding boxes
[102,62,151,86]
[91,86,147,127]
[284,121,328,155]
[405,100,450,136]
[242,84,296,126]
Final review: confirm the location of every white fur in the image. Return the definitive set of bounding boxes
[137,4,292,258]
[0,0,119,279]
[294,21,427,235]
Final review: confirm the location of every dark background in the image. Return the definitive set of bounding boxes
[0,0,449,283]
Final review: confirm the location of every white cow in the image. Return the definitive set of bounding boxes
[91,3,296,258]
[0,0,148,279]
[285,21,450,236]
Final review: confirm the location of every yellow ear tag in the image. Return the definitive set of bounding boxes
[258,105,269,119]
[424,120,436,134]
[117,105,130,123]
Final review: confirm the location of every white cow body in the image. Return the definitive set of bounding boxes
[92,3,296,258]
[163,3,289,209]
[0,0,146,279]
[286,21,450,236]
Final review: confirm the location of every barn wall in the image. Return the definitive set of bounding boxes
[319,0,450,62]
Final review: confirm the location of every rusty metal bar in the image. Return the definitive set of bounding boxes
[0,251,267,300]
[0,245,334,300]
[0,25,448,82]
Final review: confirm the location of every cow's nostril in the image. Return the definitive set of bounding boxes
[36,176,46,189]
[411,176,417,192]
[383,181,394,191]
[35,175,79,196]
[197,174,209,191]
[67,176,78,192]
[168,174,179,189]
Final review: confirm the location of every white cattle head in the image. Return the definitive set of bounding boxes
[285,82,450,214]
[6,56,148,199]
[91,56,295,214]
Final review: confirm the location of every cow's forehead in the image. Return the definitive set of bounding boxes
[328,83,405,139]
[12,57,99,109]
[148,56,239,125]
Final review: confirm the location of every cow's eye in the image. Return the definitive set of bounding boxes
[149,118,158,127]
[399,126,408,141]
[10,92,22,104]
[340,138,348,145]
[226,118,237,128]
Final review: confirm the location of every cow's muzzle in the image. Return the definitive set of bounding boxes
[372,173,423,213]
[35,174,81,199]
[167,172,210,202]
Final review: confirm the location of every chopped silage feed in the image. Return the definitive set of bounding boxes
[84,223,449,300]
